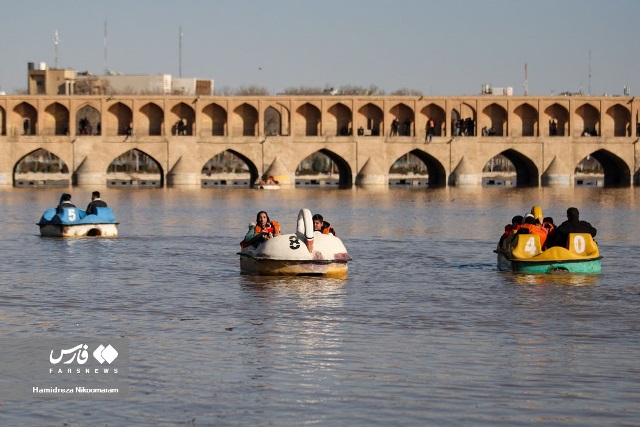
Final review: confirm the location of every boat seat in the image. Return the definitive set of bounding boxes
[567,233,598,256]
[511,233,542,259]
[56,207,81,223]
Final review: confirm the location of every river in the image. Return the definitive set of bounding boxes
[0,186,638,426]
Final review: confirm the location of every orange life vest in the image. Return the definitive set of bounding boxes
[520,223,548,247]
[255,220,280,235]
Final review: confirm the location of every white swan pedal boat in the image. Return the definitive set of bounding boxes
[37,206,119,237]
[238,208,351,278]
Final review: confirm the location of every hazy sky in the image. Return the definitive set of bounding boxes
[1,0,637,96]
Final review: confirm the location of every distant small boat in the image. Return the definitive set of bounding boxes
[495,232,601,273]
[37,207,119,237]
[238,208,351,277]
[254,183,280,190]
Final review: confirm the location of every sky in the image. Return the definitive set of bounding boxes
[1,0,638,96]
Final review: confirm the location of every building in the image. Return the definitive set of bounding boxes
[27,63,214,96]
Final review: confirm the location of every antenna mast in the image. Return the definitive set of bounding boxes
[179,26,183,78]
[54,30,59,68]
[588,49,592,96]
[104,20,108,74]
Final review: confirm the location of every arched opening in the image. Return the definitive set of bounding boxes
[107,149,163,187]
[513,103,537,137]
[576,103,600,136]
[201,150,256,187]
[482,154,516,186]
[295,149,352,188]
[574,155,604,187]
[482,103,508,136]
[328,103,352,136]
[0,106,6,135]
[77,104,101,135]
[605,104,630,137]
[579,149,630,187]
[544,103,569,136]
[202,103,227,136]
[170,102,195,136]
[295,103,321,136]
[44,102,69,135]
[264,106,281,136]
[357,103,383,136]
[14,102,37,135]
[451,103,476,136]
[13,148,70,187]
[389,150,446,188]
[389,103,414,136]
[233,103,258,136]
[486,149,538,187]
[107,102,133,136]
[139,102,164,136]
[421,104,445,137]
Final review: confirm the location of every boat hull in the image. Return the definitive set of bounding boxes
[239,255,348,278]
[497,252,601,273]
[39,223,119,238]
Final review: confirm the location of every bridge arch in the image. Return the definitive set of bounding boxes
[107,102,133,136]
[13,102,37,135]
[482,103,508,136]
[358,103,383,135]
[295,149,353,188]
[513,102,537,136]
[393,149,446,188]
[13,148,71,186]
[420,103,445,136]
[202,103,227,136]
[139,102,164,136]
[575,103,600,136]
[201,149,258,186]
[107,148,164,187]
[486,149,539,187]
[295,102,321,136]
[327,102,352,136]
[581,149,631,186]
[232,103,258,136]
[605,104,631,137]
[264,106,281,136]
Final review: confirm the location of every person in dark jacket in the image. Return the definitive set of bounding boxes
[86,191,108,215]
[547,207,597,248]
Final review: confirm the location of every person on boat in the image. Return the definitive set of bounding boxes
[498,215,523,249]
[242,211,281,247]
[546,207,597,248]
[56,193,76,213]
[503,213,548,250]
[312,214,337,236]
[86,191,108,215]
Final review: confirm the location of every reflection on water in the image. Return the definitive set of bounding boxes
[0,186,639,426]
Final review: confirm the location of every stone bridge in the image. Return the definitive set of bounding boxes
[0,94,638,187]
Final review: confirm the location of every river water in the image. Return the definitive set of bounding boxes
[0,186,639,426]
